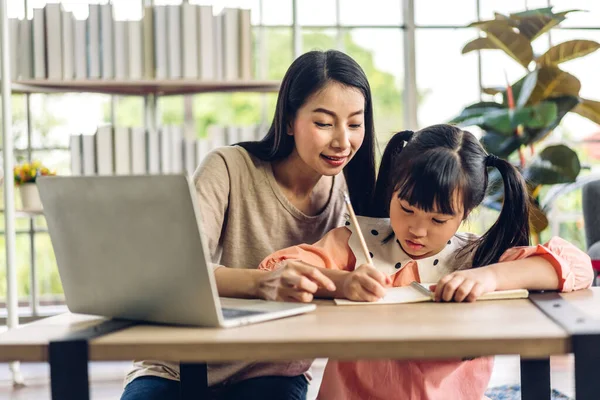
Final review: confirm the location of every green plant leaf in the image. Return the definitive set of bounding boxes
[524,144,581,185]
[573,98,600,125]
[477,21,534,68]
[537,40,600,66]
[483,87,504,95]
[510,9,580,41]
[516,70,538,108]
[450,101,504,124]
[459,101,557,135]
[527,66,581,104]
[480,131,524,158]
[462,37,500,54]
[522,95,581,145]
[509,7,554,18]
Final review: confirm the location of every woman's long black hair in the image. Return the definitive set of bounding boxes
[372,124,530,268]
[238,50,376,214]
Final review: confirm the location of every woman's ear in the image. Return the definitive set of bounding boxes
[287,120,294,136]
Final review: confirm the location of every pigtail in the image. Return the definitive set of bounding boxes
[369,130,414,217]
[471,155,531,268]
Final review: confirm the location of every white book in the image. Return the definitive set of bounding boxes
[208,125,226,148]
[87,4,101,79]
[81,134,96,175]
[130,127,147,174]
[170,125,184,173]
[182,3,198,79]
[114,127,131,175]
[100,4,114,79]
[159,126,172,174]
[18,19,33,79]
[32,8,46,79]
[74,19,87,79]
[334,282,530,306]
[213,13,224,81]
[167,5,182,79]
[9,18,18,81]
[221,8,239,81]
[62,11,75,80]
[224,126,239,145]
[196,137,212,165]
[113,20,128,80]
[153,6,168,79]
[45,4,63,80]
[239,9,252,80]
[240,125,255,142]
[128,20,143,80]
[254,124,267,141]
[69,134,82,176]
[95,125,114,176]
[184,139,197,176]
[147,130,160,174]
[142,6,155,79]
[197,6,215,80]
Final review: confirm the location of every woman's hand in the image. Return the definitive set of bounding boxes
[255,259,336,303]
[341,264,391,302]
[432,267,498,302]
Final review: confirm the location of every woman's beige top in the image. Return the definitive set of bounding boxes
[125,145,347,387]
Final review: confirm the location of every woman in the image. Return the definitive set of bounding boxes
[121,49,377,400]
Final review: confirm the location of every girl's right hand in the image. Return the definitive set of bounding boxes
[255,259,337,303]
[341,265,390,302]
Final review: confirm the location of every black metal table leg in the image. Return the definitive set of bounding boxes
[48,319,135,400]
[573,334,600,400]
[528,292,600,400]
[520,358,551,400]
[180,363,209,400]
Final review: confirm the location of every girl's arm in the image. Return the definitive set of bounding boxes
[434,237,593,302]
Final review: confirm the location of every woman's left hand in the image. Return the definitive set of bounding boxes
[431,267,498,302]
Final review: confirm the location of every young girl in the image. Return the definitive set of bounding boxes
[259,124,593,400]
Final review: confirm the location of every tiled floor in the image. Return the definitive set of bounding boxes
[0,355,574,400]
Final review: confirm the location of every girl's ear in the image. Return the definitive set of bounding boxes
[287,120,294,136]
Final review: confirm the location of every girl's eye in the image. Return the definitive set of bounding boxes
[315,122,332,128]
[432,218,448,225]
[401,206,413,214]
[349,124,363,129]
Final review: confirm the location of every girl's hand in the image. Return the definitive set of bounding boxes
[431,268,498,303]
[341,264,391,302]
[256,259,336,303]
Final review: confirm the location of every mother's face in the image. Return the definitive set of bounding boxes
[289,81,366,177]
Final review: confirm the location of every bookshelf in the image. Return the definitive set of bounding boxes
[1,3,280,385]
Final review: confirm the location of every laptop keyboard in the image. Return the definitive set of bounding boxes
[222,308,268,320]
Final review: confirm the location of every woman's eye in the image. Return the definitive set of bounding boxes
[401,206,413,214]
[349,124,363,129]
[315,122,332,128]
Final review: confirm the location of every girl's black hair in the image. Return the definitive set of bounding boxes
[373,124,530,268]
[238,50,376,214]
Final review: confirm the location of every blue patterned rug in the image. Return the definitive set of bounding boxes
[485,385,572,400]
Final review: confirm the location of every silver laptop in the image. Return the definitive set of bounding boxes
[37,175,316,328]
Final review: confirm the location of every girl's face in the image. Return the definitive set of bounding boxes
[289,81,366,176]
[389,191,465,259]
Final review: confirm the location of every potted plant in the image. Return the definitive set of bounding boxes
[451,7,600,234]
[13,161,56,210]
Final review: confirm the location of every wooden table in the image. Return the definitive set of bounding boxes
[2,290,600,400]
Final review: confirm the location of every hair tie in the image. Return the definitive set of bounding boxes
[486,154,499,166]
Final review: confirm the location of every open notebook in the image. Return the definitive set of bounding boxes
[334,281,529,306]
